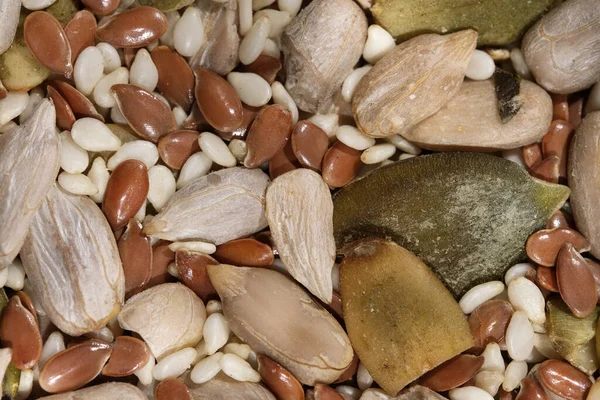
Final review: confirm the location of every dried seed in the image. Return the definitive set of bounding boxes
[118,219,153,299]
[24,11,73,78]
[241,54,281,85]
[198,132,237,167]
[64,10,96,64]
[516,377,546,400]
[81,0,119,15]
[175,249,218,302]
[49,80,105,121]
[227,72,272,107]
[0,100,59,269]
[536,266,559,292]
[153,346,197,381]
[526,228,590,267]
[97,42,121,73]
[291,121,329,171]
[420,354,484,392]
[47,86,76,131]
[239,16,270,65]
[73,46,104,96]
[342,65,373,104]
[541,120,573,178]
[546,210,572,229]
[257,355,304,400]
[203,313,229,355]
[39,339,112,393]
[507,277,545,327]
[38,382,147,399]
[93,67,130,109]
[213,238,273,268]
[96,6,168,48]
[155,377,192,400]
[335,125,374,151]
[103,159,149,231]
[71,117,122,151]
[314,384,344,400]
[0,296,42,369]
[148,165,176,212]
[530,155,560,184]
[57,172,98,196]
[0,0,20,55]
[194,67,243,132]
[505,311,534,362]
[244,105,293,168]
[176,151,212,189]
[118,283,206,360]
[102,336,150,377]
[459,281,505,314]
[281,0,367,113]
[556,243,597,318]
[190,352,223,384]
[522,143,543,170]
[503,360,527,392]
[148,240,175,289]
[173,6,204,57]
[538,359,592,400]
[107,140,159,170]
[468,299,514,353]
[269,141,299,180]
[144,167,269,245]
[449,386,494,400]
[187,373,276,399]
[151,46,195,111]
[321,140,362,188]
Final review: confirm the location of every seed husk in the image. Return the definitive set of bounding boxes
[0,0,20,55]
[333,152,570,297]
[37,382,147,399]
[340,239,474,395]
[185,373,276,400]
[494,68,522,123]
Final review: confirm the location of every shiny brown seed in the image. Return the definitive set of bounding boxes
[546,210,572,229]
[81,0,119,16]
[538,359,591,400]
[500,389,517,400]
[244,105,293,168]
[175,249,218,303]
[96,6,168,48]
[124,47,136,69]
[325,291,344,321]
[148,240,175,289]
[541,120,573,178]
[552,94,569,121]
[111,84,177,143]
[15,291,37,325]
[526,228,591,267]
[194,67,243,132]
[24,12,73,78]
[468,299,514,353]
[584,258,600,303]
[241,54,282,85]
[181,102,211,131]
[291,121,330,171]
[522,143,543,170]
[321,140,362,188]
[216,104,259,141]
[530,155,560,183]
[213,238,274,268]
[0,296,42,369]
[39,339,112,393]
[117,219,153,299]
[516,377,547,400]
[334,352,358,383]
[151,46,195,111]
[269,141,300,180]
[420,354,484,391]
[257,355,304,400]
[102,159,149,231]
[102,336,150,377]
[314,384,344,400]
[536,266,559,292]
[49,80,105,121]
[46,86,76,131]
[157,130,200,170]
[65,10,97,64]
[568,95,584,129]
[556,243,597,318]
[155,377,191,400]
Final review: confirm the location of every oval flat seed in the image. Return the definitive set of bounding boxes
[82,0,119,16]
[538,359,591,400]
[546,210,572,229]
[314,384,344,400]
[73,46,104,97]
[176,151,212,189]
[111,84,177,143]
[269,141,299,180]
[24,12,73,78]
[257,355,304,400]
[190,352,223,384]
[0,296,41,369]
[153,347,197,381]
[71,118,121,152]
[459,281,505,314]
[216,105,259,141]
[241,54,281,85]
[522,143,543,170]
[335,125,375,151]
[65,10,97,64]
[516,377,546,400]
[175,249,218,303]
[239,16,270,65]
[173,6,204,57]
[360,143,396,165]
[198,132,237,167]
[526,228,591,267]
[49,80,105,121]
[213,238,274,268]
[107,140,159,170]
[420,354,484,392]
[59,131,88,175]
[552,94,569,120]
[585,258,600,302]
[16,291,37,324]
[158,130,200,170]
[103,160,149,231]
[227,72,272,107]
[507,277,545,327]
[102,336,150,377]
[194,68,243,132]
[155,377,192,400]
[150,46,194,111]
[46,86,76,131]
[244,105,292,168]
[505,311,534,362]
[118,219,153,299]
[541,120,573,178]
[39,339,112,393]
[57,172,98,196]
[291,121,329,171]
[530,155,560,184]
[536,266,559,292]
[468,299,514,353]
[93,67,129,109]
[96,6,168,48]
[321,140,362,188]
[556,243,597,318]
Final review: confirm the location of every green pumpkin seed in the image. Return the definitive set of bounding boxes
[137,0,194,12]
[2,363,20,399]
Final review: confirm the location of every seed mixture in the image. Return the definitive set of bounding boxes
[0,0,599,398]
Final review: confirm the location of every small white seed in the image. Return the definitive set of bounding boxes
[357,362,373,390]
[505,311,534,362]
[19,87,44,123]
[480,343,505,373]
[239,15,270,65]
[71,118,121,152]
[0,91,29,126]
[502,360,528,392]
[160,11,181,48]
[342,65,373,103]
[504,263,535,286]
[14,368,33,400]
[277,0,301,17]
[130,49,158,93]
[107,140,159,170]
[176,151,213,189]
[153,347,198,381]
[474,370,504,397]
[203,313,230,355]
[449,386,494,400]
[87,157,110,203]
[134,355,155,386]
[223,343,251,360]
[190,352,223,384]
[360,143,396,164]
[308,114,339,139]
[198,132,237,167]
[205,300,222,315]
[39,331,65,369]
[173,6,204,57]
[220,353,261,383]
[5,259,25,291]
[74,46,105,96]
[384,134,422,155]
[271,81,298,124]
[168,241,216,254]
[335,125,375,150]
[97,43,121,74]
[58,172,98,196]
[465,50,496,81]
[59,131,89,174]
[22,0,57,11]
[147,165,176,212]
[93,67,129,109]
[507,277,546,327]
[227,72,272,107]
[459,281,505,314]
[362,24,396,64]
[253,9,291,38]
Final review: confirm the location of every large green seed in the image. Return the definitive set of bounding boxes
[137,0,194,12]
[333,152,569,297]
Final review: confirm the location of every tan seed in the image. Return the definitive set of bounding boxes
[269,141,299,180]
[314,384,344,400]
[291,121,329,171]
[194,67,243,132]
[334,353,358,383]
[151,46,195,111]
[213,238,274,268]
[522,143,543,170]
[321,140,362,188]
[96,6,168,48]
[117,219,153,299]
[241,54,282,85]
[155,377,192,400]
[257,355,304,400]
[569,95,584,129]
[536,266,559,293]
[102,336,150,377]
[325,291,344,321]
[552,94,569,121]
[102,159,149,231]
[516,377,547,400]
[39,339,112,393]
[538,359,591,400]
[526,228,590,267]
[0,296,42,369]
[556,243,597,318]
[541,120,574,178]
[49,80,105,121]
[111,84,177,143]
[46,86,76,131]
[175,249,218,303]
[157,130,200,170]
[65,10,97,64]
[530,155,560,184]
[244,104,293,168]
[81,0,119,16]
[24,12,73,78]
[468,299,514,353]
[420,354,484,392]
[546,210,572,229]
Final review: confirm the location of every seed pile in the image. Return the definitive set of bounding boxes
[0,0,599,399]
